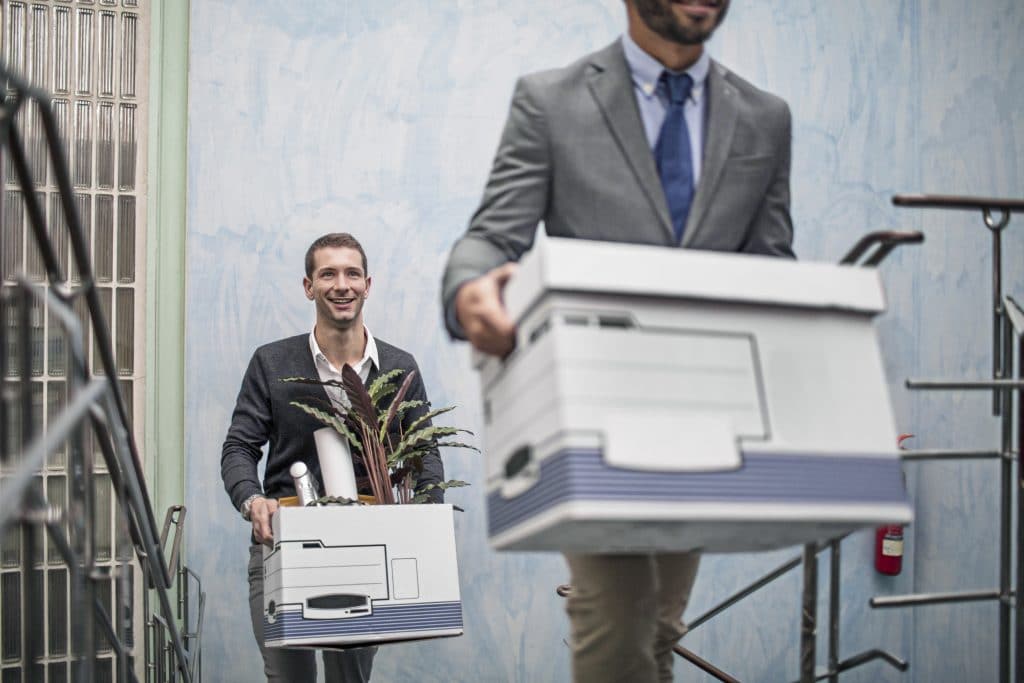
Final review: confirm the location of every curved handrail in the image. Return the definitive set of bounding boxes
[839,230,924,266]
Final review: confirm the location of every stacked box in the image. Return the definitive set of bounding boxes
[479,237,913,553]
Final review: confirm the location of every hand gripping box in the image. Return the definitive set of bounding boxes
[263,504,463,648]
[478,237,913,553]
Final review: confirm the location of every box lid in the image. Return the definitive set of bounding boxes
[503,237,886,321]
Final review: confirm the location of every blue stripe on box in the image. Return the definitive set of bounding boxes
[265,601,463,641]
[487,450,909,537]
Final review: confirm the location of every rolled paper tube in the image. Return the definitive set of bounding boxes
[313,427,359,500]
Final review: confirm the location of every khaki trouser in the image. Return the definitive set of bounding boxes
[248,544,377,682]
[565,552,701,683]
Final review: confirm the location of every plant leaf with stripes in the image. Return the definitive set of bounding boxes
[393,425,467,454]
[367,368,403,403]
[383,370,417,435]
[388,426,471,467]
[434,441,480,452]
[289,401,360,449]
[403,405,458,435]
[411,480,471,504]
[378,399,426,439]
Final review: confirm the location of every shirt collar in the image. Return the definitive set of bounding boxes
[308,325,379,374]
[621,32,711,104]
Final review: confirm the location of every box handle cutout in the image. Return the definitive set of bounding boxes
[502,445,540,498]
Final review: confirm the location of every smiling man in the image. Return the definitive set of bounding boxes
[441,0,794,680]
[222,232,445,682]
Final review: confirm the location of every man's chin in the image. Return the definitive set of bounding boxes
[638,0,727,46]
[321,313,360,330]
[663,18,718,46]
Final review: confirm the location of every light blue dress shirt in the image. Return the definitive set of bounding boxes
[621,32,710,185]
[446,36,713,337]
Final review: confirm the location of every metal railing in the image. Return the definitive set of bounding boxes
[0,62,203,682]
[657,200,1024,681]
[869,194,1024,683]
[644,196,1024,681]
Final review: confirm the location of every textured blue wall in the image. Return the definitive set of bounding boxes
[185,1,1024,680]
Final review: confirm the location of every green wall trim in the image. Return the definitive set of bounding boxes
[145,0,190,518]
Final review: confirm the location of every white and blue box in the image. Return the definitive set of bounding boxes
[478,237,913,554]
[263,504,463,648]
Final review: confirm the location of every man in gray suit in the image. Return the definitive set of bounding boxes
[441,1,794,680]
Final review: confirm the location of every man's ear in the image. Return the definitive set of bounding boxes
[303,277,314,300]
[364,275,372,298]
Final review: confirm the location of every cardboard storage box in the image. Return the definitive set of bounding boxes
[263,504,462,648]
[478,237,913,554]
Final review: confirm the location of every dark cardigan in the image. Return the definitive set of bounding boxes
[220,333,445,511]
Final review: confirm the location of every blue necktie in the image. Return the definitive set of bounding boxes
[655,72,694,244]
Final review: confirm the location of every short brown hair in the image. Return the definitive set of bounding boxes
[304,233,368,278]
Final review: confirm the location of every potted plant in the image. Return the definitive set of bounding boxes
[283,364,475,504]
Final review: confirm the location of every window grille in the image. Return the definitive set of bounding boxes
[1,2,150,681]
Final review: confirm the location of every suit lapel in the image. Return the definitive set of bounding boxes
[681,60,738,248]
[586,42,675,242]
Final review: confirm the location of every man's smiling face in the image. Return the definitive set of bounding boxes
[304,246,372,331]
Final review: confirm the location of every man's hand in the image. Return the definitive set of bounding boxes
[455,262,519,357]
[250,497,280,546]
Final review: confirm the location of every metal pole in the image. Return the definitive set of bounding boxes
[16,286,45,682]
[0,290,8,464]
[70,421,95,681]
[900,448,1003,461]
[986,208,1015,682]
[182,540,191,654]
[907,379,1024,390]
[800,543,818,683]
[115,515,132,682]
[1016,333,1024,683]
[674,646,743,683]
[22,516,43,681]
[144,559,154,683]
[18,286,32,483]
[184,568,205,681]
[992,219,1003,415]
[828,540,840,683]
[871,589,1002,608]
[999,310,1013,683]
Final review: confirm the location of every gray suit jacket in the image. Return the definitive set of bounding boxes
[442,39,795,337]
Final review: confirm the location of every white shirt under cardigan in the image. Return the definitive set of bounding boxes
[308,325,379,412]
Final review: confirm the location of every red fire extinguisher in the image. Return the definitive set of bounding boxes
[875,434,912,575]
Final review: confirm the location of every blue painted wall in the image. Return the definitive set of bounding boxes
[184,1,1024,680]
